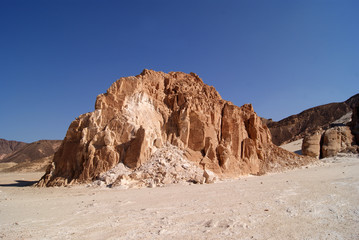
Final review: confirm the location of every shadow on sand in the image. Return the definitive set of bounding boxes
[0,180,38,187]
[295,150,302,155]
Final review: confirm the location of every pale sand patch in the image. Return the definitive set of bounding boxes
[280,138,303,154]
[0,154,358,240]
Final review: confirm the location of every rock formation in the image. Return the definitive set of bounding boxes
[37,70,312,187]
[321,126,355,158]
[302,131,323,159]
[302,126,358,159]
[265,94,359,145]
[301,100,359,159]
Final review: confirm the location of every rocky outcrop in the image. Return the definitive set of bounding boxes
[321,126,355,158]
[302,131,323,159]
[265,94,359,145]
[37,70,313,187]
[302,126,357,159]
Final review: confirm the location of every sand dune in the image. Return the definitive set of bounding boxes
[0,154,358,240]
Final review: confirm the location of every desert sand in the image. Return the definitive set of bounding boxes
[1,154,359,240]
[279,138,303,154]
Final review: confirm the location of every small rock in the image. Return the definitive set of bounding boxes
[203,169,217,184]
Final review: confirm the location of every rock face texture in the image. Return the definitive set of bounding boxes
[38,70,312,187]
[301,101,359,159]
[265,94,359,145]
[302,131,323,159]
[321,126,355,158]
[302,126,357,159]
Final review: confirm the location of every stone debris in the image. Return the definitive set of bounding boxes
[92,144,213,188]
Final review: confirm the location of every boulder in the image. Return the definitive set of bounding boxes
[322,126,354,158]
[203,169,217,184]
[302,126,356,159]
[302,131,323,159]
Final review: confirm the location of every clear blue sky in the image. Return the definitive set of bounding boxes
[1,0,358,143]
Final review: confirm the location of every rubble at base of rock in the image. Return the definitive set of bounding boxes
[91,144,217,189]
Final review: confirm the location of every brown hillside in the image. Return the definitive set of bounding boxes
[266,94,359,145]
[0,139,27,159]
[0,140,62,172]
[1,140,62,163]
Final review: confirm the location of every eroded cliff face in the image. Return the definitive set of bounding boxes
[38,70,312,187]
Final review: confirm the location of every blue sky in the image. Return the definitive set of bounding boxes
[0,0,358,143]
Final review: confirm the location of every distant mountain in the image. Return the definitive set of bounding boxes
[0,139,62,172]
[264,94,359,145]
[0,139,27,160]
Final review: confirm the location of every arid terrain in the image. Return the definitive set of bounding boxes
[1,1,358,239]
[0,71,358,239]
[0,139,61,173]
[1,153,358,240]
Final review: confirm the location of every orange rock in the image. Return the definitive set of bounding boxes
[301,126,356,159]
[321,126,354,158]
[37,70,313,187]
[302,131,323,159]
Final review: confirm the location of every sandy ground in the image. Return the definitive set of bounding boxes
[280,139,303,155]
[1,154,359,240]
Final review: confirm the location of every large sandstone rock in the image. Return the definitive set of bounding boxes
[302,126,356,159]
[37,70,313,187]
[302,131,323,159]
[322,126,355,158]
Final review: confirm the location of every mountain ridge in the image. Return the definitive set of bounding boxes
[0,139,62,172]
[264,94,359,145]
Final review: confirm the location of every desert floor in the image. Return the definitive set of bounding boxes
[0,154,359,240]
